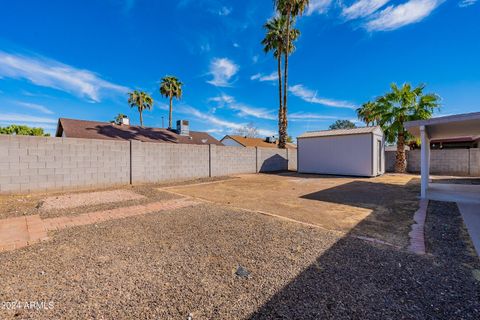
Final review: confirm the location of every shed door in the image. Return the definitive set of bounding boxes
[377,140,382,173]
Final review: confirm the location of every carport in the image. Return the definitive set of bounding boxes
[404,112,480,200]
[405,112,480,255]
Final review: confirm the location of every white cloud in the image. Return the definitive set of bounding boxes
[365,0,444,31]
[289,84,356,109]
[180,105,244,131]
[0,113,57,124]
[289,112,340,120]
[181,105,275,137]
[218,6,232,16]
[17,102,54,114]
[209,94,276,120]
[306,0,333,15]
[0,51,129,102]
[250,72,278,82]
[233,42,240,48]
[207,58,239,87]
[342,0,390,20]
[252,55,259,64]
[230,104,276,120]
[459,0,477,7]
[209,94,234,104]
[205,128,225,133]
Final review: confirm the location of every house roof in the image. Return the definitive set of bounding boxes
[298,126,382,139]
[220,135,297,149]
[56,118,223,146]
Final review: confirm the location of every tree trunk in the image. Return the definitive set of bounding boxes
[395,131,407,173]
[279,8,291,149]
[169,95,173,129]
[139,109,143,127]
[277,50,283,147]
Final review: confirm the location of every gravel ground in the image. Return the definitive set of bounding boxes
[0,200,478,319]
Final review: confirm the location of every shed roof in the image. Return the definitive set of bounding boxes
[56,118,223,146]
[298,126,382,139]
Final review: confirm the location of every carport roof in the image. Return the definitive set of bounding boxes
[404,112,480,139]
[298,126,382,139]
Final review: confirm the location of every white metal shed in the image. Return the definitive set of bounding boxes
[297,126,385,177]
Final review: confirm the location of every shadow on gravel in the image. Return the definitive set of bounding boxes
[249,199,480,319]
[301,180,420,247]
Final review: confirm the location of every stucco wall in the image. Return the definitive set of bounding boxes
[0,135,296,193]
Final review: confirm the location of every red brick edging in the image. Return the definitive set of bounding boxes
[408,199,429,254]
[0,198,199,253]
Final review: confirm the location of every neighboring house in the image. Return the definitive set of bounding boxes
[56,118,223,146]
[297,126,385,177]
[220,135,297,149]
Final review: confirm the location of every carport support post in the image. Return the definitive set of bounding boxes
[420,125,430,198]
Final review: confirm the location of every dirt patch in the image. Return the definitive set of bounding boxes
[40,190,146,211]
[0,176,233,220]
[167,173,420,248]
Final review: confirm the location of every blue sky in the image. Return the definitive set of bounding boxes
[0,0,478,138]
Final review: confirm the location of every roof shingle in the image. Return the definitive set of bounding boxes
[56,118,223,146]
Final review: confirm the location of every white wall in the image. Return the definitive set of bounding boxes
[221,137,243,147]
[298,134,375,177]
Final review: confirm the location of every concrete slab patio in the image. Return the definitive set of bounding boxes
[165,172,421,247]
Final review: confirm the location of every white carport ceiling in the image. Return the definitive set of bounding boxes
[405,112,480,139]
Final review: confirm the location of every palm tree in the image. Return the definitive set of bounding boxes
[274,0,310,148]
[128,90,153,127]
[262,16,299,149]
[160,76,183,129]
[357,83,440,173]
[357,101,380,127]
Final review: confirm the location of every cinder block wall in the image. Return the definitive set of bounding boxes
[132,142,209,183]
[470,148,480,176]
[287,149,297,171]
[210,145,256,176]
[257,148,288,172]
[0,135,296,193]
[385,148,480,176]
[385,151,396,172]
[0,135,130,193]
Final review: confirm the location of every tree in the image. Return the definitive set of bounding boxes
[357,83,440,173]
[357,101,380,127]
[262,16,299,150]
[274,0,310,148]
[329,120,356,130]
[160,76,183,129]
[234,123,259,138]
[114,113,127,125]
[0,124,50,136]
[286,135,294,143]
[128,90,153,127]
